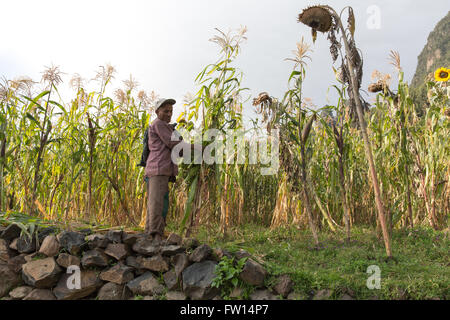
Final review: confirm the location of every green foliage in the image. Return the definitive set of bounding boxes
[212,255,248,299]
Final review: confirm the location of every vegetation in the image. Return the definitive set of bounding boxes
[0,5,448,299]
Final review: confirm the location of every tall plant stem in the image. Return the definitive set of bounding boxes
[330,8,392,257]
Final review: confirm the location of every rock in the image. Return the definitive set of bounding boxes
[56,253,80,268]
[181,238,199,249]
[24,252,41,262]
[166,291,186,300]
[0,224,21,241]
[287,292,308,300]
[53,270,103,300]
[161,245,185,257]
[132,237,160,256]
[22,257,61,288]
[166,233,182,245]
[189,244,212,262]
[313,289,333,300]
[214,248,232,261]
[143,295,155,300]
[235,249,251,260]
[58,231,86,255]
[100,263,134,284]
[163,270,179,291]
[78,228,92,236]
[9,286,33,299]
[106,230,123,243]
[172,253,190,278]
[125,255,140,269]
[16,235,37,254]
[0,263,22,298]
[7,255,27,273]
[272,274,293,298]
[81,249,109,268]
[39,235,60,257]
[140,255,169,272]
[182,260,220,300]
[239,259,267,287]
[86,234,110,249]
[23,289,56,300]
[250,289,278,300]
[97,282,128,300]
[105,243,129,261]
[230,287,244,299]
[37,227,57,245]
[0,239,15,262]
[122,232,140,246]
[9,238,18,251]
[340,294,354,300]
[126,272,164,296]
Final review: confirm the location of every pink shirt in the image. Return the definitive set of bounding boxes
[145,118,182,177]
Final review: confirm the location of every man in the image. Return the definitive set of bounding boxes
[144,98,179,243]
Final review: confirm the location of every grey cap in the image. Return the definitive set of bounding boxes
[155,98,176,112]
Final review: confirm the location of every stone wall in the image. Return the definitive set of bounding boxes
[0,224,293,300]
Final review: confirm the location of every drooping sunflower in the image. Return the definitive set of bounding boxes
[434,67,450,82]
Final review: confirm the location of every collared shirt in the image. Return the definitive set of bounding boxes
[145,118,182,177]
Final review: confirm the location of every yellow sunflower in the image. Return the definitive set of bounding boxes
[434,67,450,82]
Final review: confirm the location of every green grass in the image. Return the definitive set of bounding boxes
[187,223,449,300]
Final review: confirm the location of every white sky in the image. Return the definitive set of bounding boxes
[1,0,448,124]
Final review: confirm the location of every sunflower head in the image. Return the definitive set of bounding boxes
[434,67,450,82]
[298,6,332,33]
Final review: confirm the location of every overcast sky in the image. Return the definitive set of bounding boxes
[1,0,448,124]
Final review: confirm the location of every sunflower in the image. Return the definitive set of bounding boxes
[434,67,450,82]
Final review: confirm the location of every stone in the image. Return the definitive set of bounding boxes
[161,245,185,257]
[213,248,232,261]
[166,291,186,300]
[0,239,15,262]
[166,233,182,245]
[22,257,61,288]
[189,244,212,262]
[0,224,21,241]
[37,227,57,245]
[230,287,244,299]
[239,259,267,287]
[106,230,123,243]
[56,253,80,268]
[9,286,33,299]
[250,289,278,300]
[53,270,103,300]
[122,232,140,246]
[7,255,27,273]
[81,249,109,268]
[86,233,110,249]
[132,237,160,256]
[57,231,86,255]
[105,243,129,260]
[9,238,18,251]
[100,263,134,284]
[24,252,40,262]
[0,263,22,298]
[235,249,251,260]
[97,282,128,300]
[39,235,60,257]
[313,289,333,300]
[340,294,354,300]
[23,289,56,300]
[272,274,293,298]
[16,236,37,254]
[163,269,179,290]
[181,237,199,249]
[182,260,220,300]
[125,255,140,269]
[172,253,190,278]
[287,292,308,300]
[140,255,169,272]
[126,272,164,296]
[143,295,155,300]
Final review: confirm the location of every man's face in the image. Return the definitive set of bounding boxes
[156,103,173,123]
